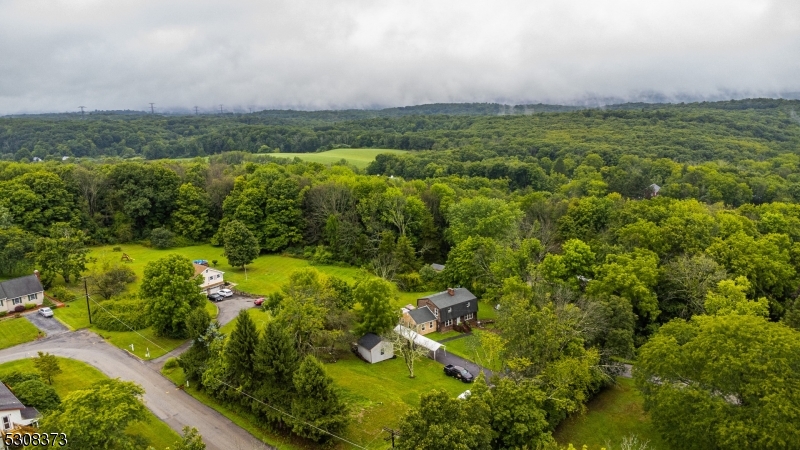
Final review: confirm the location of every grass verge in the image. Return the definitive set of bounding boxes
[0,357,180,449]
[0,317,41,350]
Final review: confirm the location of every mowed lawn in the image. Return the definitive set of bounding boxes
[0,357,180,449]
[267,148,407,169]
[0,317,41,350]
[553,377,671,450]
[326,353,468,449]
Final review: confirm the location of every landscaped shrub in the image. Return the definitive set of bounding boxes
[4,371,42,387]
[149,227,174,249]
[48,286,77,302]
[14,305,24,313]
[112,246,122,252]
[12,379,60,413]
[163,357,179,370]
[92,299,149,331]
[0,311,7,318]
[23,303,35,310]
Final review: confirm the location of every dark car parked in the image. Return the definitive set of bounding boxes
[444,364,474,383]
[207,292,224,302]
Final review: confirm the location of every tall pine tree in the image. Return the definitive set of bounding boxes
[291,355,349,442]
[225,310,258,392]
[253,321,300,426]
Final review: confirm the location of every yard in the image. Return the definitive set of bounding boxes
[0,357,180,449]
[0,317,41,350]
[553,377,670,450]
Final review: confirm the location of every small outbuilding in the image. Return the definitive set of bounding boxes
[430,263,445,272]
[356,333,393,364]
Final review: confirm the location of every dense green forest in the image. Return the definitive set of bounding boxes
[1,99,799,449]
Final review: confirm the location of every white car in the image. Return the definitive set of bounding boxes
[218,289,234,298]
[38,307,54,318]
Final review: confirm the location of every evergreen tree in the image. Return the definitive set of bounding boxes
[291,355,349,442]
[253,321,300,425]
[225,310,259,390]
[222,220,260,269]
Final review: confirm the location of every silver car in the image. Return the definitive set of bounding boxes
[218,288,234,297]
[38,307,54,318]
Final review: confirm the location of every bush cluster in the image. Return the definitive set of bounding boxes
[48,286,77,302]
[92,299,149,331]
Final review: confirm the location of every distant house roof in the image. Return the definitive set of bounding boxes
[193,264,207,276]
[0,383,25,411]
[430,263,445,272]
[407,306,436,324]
[419,288,478,322]
[0,275,44,300]
[649,184,661,194]
[357,333,383,350]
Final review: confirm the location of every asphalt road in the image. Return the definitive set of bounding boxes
[26,312,70,336]
[0,330,272,450]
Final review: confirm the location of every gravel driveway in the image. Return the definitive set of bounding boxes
[26,311,69,336]
[0,330,272,450]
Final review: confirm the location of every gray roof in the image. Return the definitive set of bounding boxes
[20,406,40,420]
[0,275,44,300]
[419,288,478,322]
[430,263,445,272]
[407,306,436,324]
[357,333,383,350]
[0,383,24,411]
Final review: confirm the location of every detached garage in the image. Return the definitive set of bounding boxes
[356,333,393,364]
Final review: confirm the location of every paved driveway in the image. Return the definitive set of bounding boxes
[0,330,272,450]
[433,349,494,380]
[215,295,259,326]
[26,311,69,336]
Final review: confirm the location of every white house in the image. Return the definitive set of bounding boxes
[0,274,44,313]
[356,333,393,364]
[194,264,225,295]
[0,382,40,434]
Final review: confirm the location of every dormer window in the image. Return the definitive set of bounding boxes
[434,309,439,317]
[466,302,470,308]
[448,307,452,313]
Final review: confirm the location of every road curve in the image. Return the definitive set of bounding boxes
[0,330,271,450]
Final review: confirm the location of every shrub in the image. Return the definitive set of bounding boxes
[163,357,179,370]
[211,260,218,267]
[48,286,77,302]
[92,299,149,331]
[14,305,24,313]
[112,246,122,252]
[396,272,422,292]
[149,228,174,249]
[12,379,60,413]
[4,371,42,386]
[24,303,35,310]
[0,311,7,318]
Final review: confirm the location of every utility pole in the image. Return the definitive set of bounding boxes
[78,106,85,116]
[149,103,155,114]
[83,277,92,324]
[219,104,224,115]
[194,106,199,115]
[382,427,400,448]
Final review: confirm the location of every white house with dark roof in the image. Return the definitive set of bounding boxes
[0,382,40,433]
[193,264,225,295]
[356,333,393,364]
[0,274,44,313]
[417,288,478,332]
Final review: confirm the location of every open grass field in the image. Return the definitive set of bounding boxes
[0,317,41,350]
[553,377,670,450]
[0,357,180,449]
[267,148,407,169]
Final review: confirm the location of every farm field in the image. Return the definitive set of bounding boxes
[267,148,407,168]
[0,357,180,449]
[553,377,670,450]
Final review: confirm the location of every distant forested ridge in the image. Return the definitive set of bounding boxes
[2,98,799,160]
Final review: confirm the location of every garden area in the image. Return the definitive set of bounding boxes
[0,357,180,449]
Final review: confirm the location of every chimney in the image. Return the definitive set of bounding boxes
[447,288,455,296]
[33,270,40,280]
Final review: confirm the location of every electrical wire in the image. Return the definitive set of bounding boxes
[85,295,369,449]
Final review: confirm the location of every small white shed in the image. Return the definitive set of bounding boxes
[356,333,393,364]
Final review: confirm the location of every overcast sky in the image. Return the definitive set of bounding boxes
[1,0,799,114]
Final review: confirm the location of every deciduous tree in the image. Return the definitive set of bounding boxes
[141,254,206,337]
[222,220,260,269]
[33,351,61,385]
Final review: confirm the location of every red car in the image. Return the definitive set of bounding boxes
[254,298,265,306]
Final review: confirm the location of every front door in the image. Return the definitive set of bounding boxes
[456,316,461,325]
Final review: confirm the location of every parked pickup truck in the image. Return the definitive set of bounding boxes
[444,364,474,383]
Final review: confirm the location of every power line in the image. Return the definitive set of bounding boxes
[84,295,368,449]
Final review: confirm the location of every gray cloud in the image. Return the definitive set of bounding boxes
[1,0,799,114]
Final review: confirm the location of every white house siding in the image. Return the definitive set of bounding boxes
[0,290,44,313]
[358,341,394,363]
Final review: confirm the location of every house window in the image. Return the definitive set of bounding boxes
[428,321,433,328]
[466,302,470,307]
[11,297,21,305]
[421,323,426,331]
[0,300,4,307]
[434,308,439,318]
[2,415,10,430]
[28,293,38,301]
[465,313,474,320]
[445,319,453,327]
[380,347,385,355]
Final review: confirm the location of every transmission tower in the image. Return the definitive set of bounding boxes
[219,104,224,115]
[78,106,85,116]
[194,106,199,115]
[149,103,155,114]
